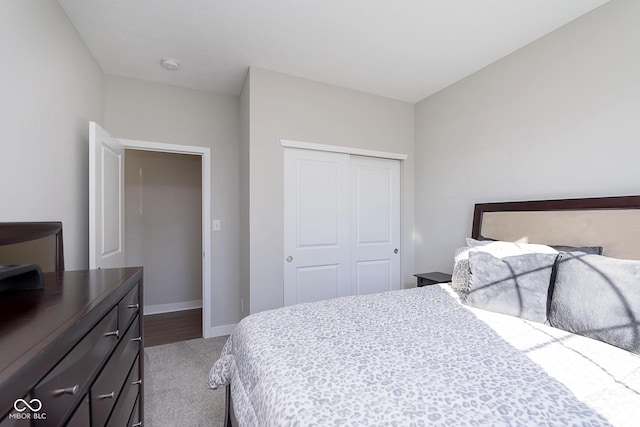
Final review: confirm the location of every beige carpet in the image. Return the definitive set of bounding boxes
[144,336,228,426]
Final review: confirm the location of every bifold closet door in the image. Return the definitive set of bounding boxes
[284,148,401,306]
[284,149,351,306]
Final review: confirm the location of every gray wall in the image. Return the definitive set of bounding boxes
[247,67,415,314]
[124,150,202,309]
[414,0,640,274]
[239,71,251,317]
[6,0,638,327]
[0,1,104,269]
[104,75,241,329]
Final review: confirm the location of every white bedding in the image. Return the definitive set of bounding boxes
[209,284,640,426]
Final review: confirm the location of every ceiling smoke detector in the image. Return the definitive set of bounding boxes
[160,57,180,71]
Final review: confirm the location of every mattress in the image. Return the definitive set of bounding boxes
[209,284,640,426]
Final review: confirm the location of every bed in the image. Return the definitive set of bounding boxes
[209,195,640,426]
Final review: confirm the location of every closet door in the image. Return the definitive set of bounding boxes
[284,149,351,306]
[350,156,401,295]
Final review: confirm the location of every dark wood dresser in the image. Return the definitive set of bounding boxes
[0,268,143,426]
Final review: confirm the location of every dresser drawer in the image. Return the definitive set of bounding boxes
[91,316,140,426]
[0,394,32,427]
[118,284,140,332]
[33,308,118,425]
[106,356,140,426]
[65,395,89,427]
[127,397,141,427]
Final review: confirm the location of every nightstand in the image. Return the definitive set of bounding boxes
[414,272,452,287]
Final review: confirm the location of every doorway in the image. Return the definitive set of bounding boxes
[124,150,202,323]
[121,140,212,339]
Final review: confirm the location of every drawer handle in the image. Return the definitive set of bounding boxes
[97,392,115,399]
[132,379,142,386]
[127,303,139,309]
[104,329,119,339]
[53,385,79,396]
[132,423,142,427]
[132,336,142,342]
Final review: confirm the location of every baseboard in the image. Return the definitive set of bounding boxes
[205,323,237,338]
[144,300,202,315]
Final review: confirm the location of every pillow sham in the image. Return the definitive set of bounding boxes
[549,252,640,354]
[465,251,558,323]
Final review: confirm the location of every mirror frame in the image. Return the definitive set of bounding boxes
[0,222,64,272]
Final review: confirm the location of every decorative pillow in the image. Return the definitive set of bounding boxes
[452,240,558,300]
[451,247,472,297]
[549,252,640,354]
[465,251,559,323]
[550,245,604,255]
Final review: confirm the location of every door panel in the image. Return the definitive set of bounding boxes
[351,156,400,295]
[356,259,391,295]
[354,164,392,244]
[296,160,341,248]
[296,264,340,304]
[101,144,122,257]
[89,121,125,269]
[284,149,350,306]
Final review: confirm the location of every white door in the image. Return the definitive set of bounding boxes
[284,149,401,305]
[89,121,125,269]
[350,155,401,295]
[284,149,351,305]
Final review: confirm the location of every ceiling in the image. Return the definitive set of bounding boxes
[59,0,608,103]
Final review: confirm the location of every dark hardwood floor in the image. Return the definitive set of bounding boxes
[143,308,202,347]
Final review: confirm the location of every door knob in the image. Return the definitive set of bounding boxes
[286,256,293,262]
[394,248,399,254]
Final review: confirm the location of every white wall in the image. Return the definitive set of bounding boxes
[104,75,240,329]
[248,67,415,314]
[415,0,640,274]
[124,150,202,309]
[0,0,104,269]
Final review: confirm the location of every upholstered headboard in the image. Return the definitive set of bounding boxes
[471,195,640,260]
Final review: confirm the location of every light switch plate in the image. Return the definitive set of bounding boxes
[213,219,221,231]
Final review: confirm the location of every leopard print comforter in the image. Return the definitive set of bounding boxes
[209,285,640,426]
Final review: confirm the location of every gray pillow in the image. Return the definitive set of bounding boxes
[454,240,558,300]
[549,252,640,354]
[466,251,558,323]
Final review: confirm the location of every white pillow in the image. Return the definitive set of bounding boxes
[466,238,558,258]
